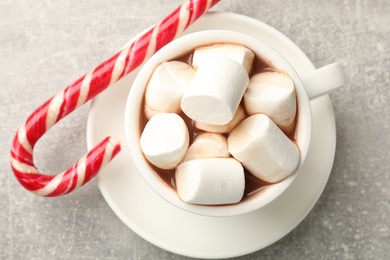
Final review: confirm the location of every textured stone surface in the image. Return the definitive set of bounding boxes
[1,0,389,259]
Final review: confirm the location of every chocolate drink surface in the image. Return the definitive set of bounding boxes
[139,45,298,202]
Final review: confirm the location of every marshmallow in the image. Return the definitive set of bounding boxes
[192,43,255,73]
[140,113,189,170]
[144,103,159,120]
[175,158,245,205]
[183,133,229,161]
[195,105,246,133]
[144,61,195,119]
[181,57,249,125]
[244,71,297,134]
[228,114,300,183]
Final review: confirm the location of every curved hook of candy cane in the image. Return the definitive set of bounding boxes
[11,135,121,197]
[9,0,221,196]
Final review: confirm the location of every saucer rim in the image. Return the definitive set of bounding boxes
[87,11,336,259]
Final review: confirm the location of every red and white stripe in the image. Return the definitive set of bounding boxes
[10,0,220,197]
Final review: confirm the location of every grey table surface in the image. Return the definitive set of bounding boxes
[1,0,389,259]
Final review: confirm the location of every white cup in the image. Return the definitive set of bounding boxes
[125,30,345,217]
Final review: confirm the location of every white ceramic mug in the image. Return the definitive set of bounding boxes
[125,30,345,217]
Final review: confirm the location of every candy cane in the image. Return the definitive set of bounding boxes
[10,0,221,197]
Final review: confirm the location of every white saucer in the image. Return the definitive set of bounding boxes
[86,12,336,259]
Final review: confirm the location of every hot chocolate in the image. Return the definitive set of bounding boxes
[139,43,300,205]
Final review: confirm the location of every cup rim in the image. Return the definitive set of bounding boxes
[125,29,312,217]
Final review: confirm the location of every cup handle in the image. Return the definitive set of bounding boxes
[302,62,346,100]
